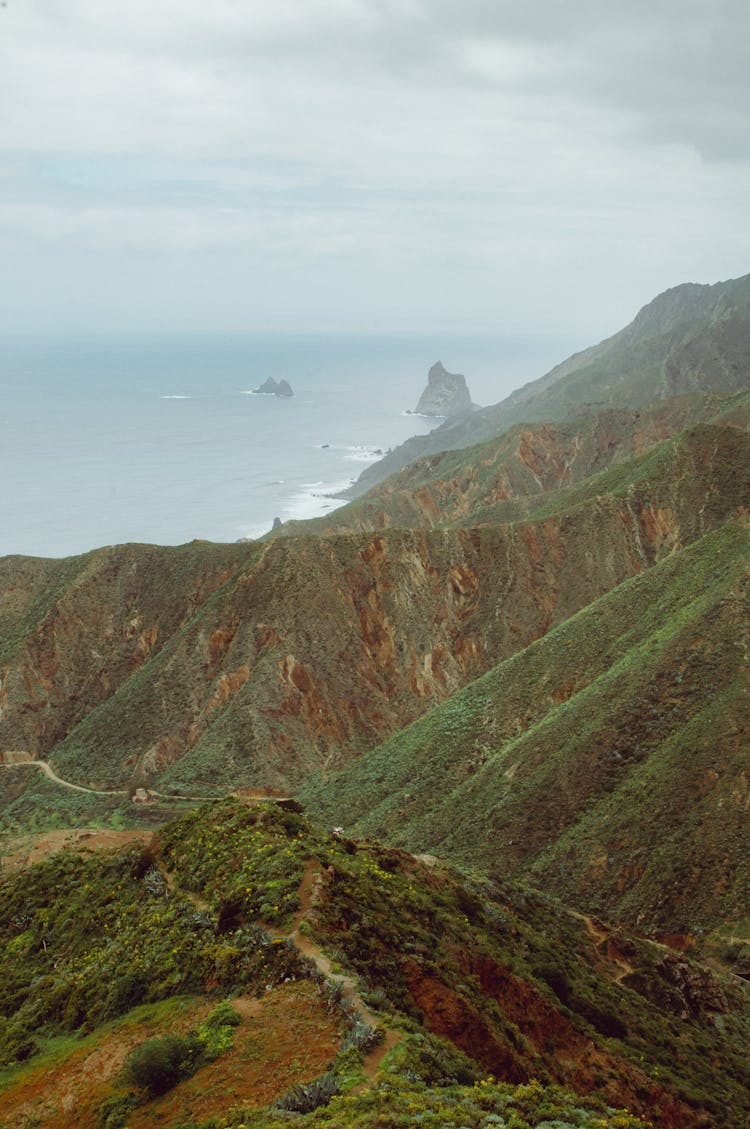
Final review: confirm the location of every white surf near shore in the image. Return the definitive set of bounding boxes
[0,331,578,558]
[283,478,353,523]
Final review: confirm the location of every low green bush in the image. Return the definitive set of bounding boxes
[123,1001,242,1098]
[125,1033,198,1096]
[97,1092,139,1128]
[275,1071,339,1113]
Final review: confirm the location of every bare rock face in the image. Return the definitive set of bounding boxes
[255,378,294,398]
[413,362,473,418]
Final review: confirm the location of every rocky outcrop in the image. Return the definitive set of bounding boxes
[412,362,473,418]
[255,378,294,398]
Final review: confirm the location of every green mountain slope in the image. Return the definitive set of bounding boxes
[1,423,747,797]
[301,519,750,941]
[275,392,750,537]
[1,799,748,1128]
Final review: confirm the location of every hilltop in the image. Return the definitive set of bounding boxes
[1,799,748,1128]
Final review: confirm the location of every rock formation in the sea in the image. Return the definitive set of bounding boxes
[255,378,294,397]
[413,361,472,417]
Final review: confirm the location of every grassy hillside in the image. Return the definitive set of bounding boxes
[1,799,748,1127]
[301,520,750,941]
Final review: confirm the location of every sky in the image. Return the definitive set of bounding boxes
[1,0,749,340]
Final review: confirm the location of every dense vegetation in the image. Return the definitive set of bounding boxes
[215,1077,649,1129]
[1,800,748,1126]
[0,808,304,1067]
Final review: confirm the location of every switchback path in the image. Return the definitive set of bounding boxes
[571,910,635,985]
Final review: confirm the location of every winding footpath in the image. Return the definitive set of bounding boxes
[284,859,402,1083]
[158,852,401,1087]
[571,910,635,985]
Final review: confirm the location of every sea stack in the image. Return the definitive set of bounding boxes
[413,361,472,417]
[255,377,294,397]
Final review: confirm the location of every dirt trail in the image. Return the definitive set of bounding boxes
[0,751,291,806]
[157,862,211,914]
[571,910,635,985]
[283,859,402,1083]
[155,852,401,1086]
[573,908,750,994]
[0,753,127,796]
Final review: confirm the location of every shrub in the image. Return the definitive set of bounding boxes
[124,1033,198,1096]
[123,1003,241,1098]
[97,1093,139,1129]
[203,1000,242,1029]
[0,1017,37,1065]
[342,1017,383,1053]
[275,1071,339,1113]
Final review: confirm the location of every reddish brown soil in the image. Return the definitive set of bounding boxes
[127,983,341,1129]
[0,828,153,874]
[0,984,341,1129]
[0,998,212,1129]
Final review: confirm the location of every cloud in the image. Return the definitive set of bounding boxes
[0,1,748,333]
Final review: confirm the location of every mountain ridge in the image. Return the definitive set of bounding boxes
[299,518,750,941]
[346,271,750,496]
[2,421,748,797]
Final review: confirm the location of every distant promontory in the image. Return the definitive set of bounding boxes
[255,378,294,398]
[411,361,472,417]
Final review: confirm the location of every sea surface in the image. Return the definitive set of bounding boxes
[0,332,580,559]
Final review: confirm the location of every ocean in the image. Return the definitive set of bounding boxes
[0,332,580,559]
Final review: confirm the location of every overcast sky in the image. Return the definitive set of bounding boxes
[1,0,749,339]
